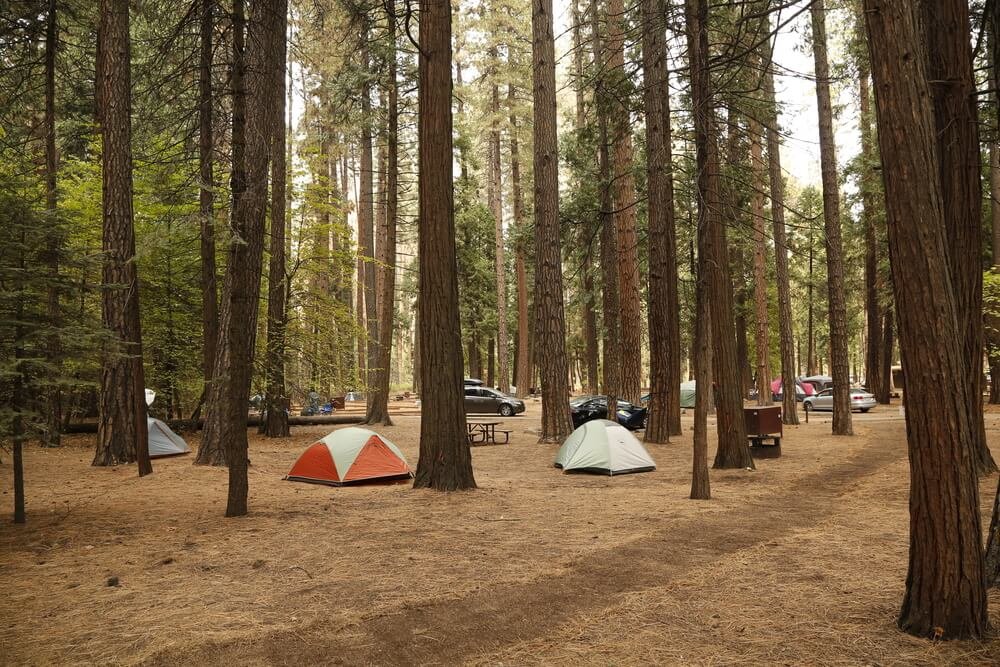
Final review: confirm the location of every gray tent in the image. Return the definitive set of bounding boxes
[147,418,190,458]
[680,381,696,409]
[554,420,656,476]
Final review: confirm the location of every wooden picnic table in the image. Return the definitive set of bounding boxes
[466,419,510,445]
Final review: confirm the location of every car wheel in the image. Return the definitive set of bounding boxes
[499,404,513,417]
[861,408,870,413]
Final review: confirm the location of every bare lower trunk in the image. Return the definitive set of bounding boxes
[509,83,530,399]
[581,262,599,394]
[489,68,509,393]
[865,0,987,637]
[263,0,289,438]
[811,0,852,436]
[197,0,245,467]
[95,0,151,476]
[919,0,994,475]
[413,0,476,490]
[686,0,750,469]
[532,0,573,441]
[691,189,712,500]
[593,1,618,421]
[859,60,883,398]
[199,0,218,417]
[359,33,377,394]
[763,47,798,425]
[749,117,771,407]
[43,0,62,448]
[642,0,680,442]
[366,33,398,427]
[607,0,641,405]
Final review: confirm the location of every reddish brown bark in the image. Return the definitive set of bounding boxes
[643,0,681,442]
[864,0,987,637]
[43,0,62,448]
[606,0,642,405]
[810,0,852,435]
[592,1,619,421]
[919,0,994,475]
[858,59,883,403]
[749,116,771,407]
[366,34,398,427]
[686,0,751,470]
[413,0,476,490]
[196,0,245,468]
[532,0,573,441]
[263,0,290,438]
[509,83,530,400]
[94,0,151,476]
[763,48,798,425]
[199,0,219,412]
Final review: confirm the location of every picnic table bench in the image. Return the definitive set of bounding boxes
[467,420,510,445]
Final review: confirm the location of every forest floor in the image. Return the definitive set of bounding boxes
[3,401,1000,666]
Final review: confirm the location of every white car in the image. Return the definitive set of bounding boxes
[803,388,876,413]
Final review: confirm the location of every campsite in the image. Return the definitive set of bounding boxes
[5,0,1000,663]
[3,403,1000,665]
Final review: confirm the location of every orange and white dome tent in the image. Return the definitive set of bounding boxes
[285,427,413,486]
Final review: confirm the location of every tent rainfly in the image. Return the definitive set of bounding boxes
[147,418,190,458]
[285,427,413,486]
[554,420,656,476]
[679,380,696,409]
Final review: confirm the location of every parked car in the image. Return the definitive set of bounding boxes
[569,395,648,431]
[464,386,525,416]
[802,388,876,413]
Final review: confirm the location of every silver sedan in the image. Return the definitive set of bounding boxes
[803,388,877,413]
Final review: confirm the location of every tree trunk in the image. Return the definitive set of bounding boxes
[749,115,771,407]
[691,178,712,501]
[366,31,398,426]
[571,6,599,398]
[864,0,987,637]
[413,0,476,491]
[763,46,798,425]
[985,0,1000,589]
[43,0,62,449]
[607,0,642,406]
[877,307,894,404]
[199,0,219,418]
[581,262,600,394]
[532,0,573,441]
[197,0,245,467]
[203,0,276,516]
[263,0,290,438]
[807,235,815,376]
[509,83,531,399]
[919,0,994,475]
[643,0,681,442]
[488,61,509,394]
[733,244,752,398]
[810,0,853,436]
[686,0,752,470]
[94,0,151,476]
[593,1,619,421]
[359,32,377,395]
[859,59,883,400]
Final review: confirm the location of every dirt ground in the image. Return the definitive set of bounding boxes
[3,401,1000,666]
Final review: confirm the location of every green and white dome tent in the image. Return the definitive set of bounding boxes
[554,420,656,476]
